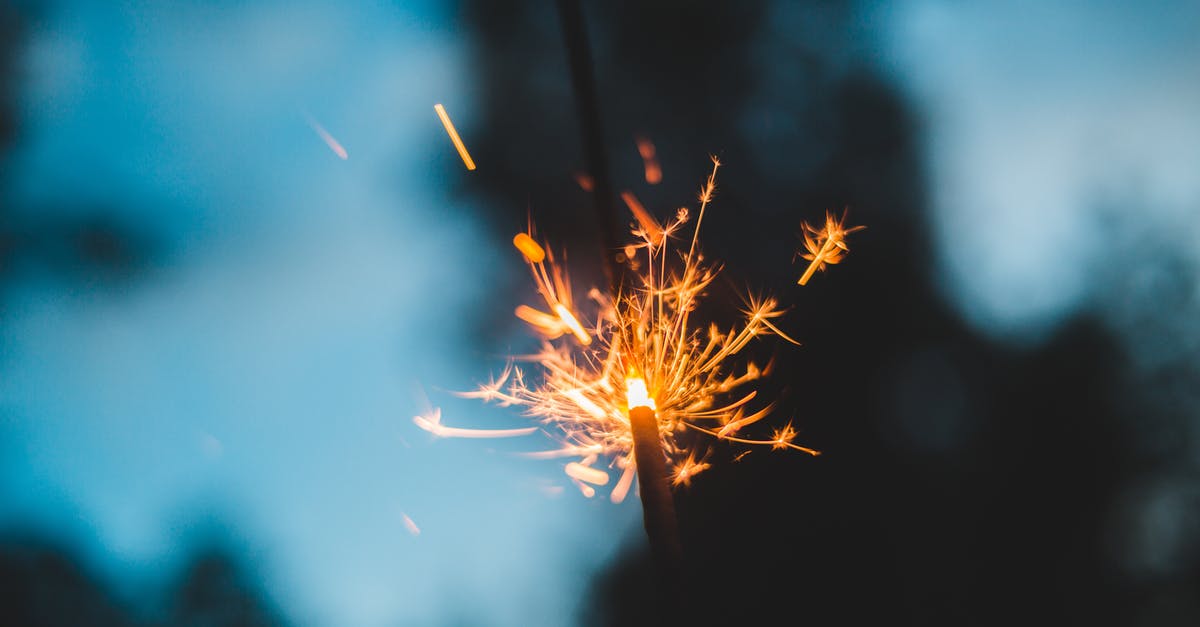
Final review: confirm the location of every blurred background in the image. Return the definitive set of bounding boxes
[1,0,1197,625]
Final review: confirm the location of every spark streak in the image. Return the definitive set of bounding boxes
[400,512,421,536]
[434,103,476,171]
[413,408,537,439]
[620,191,663,244]
[565,461,610,485]
[304,113,348,160]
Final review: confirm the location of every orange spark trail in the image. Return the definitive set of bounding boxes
[636,136,662,184]
[620,191,663,244]
[304,113,348,160]
[433,103,476,171]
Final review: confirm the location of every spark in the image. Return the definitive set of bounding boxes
[671,453,710,487]
[554,303,592,345]
[574,172,595,192]
[636,136,662,184]
[620,191,664,245]
[433,103,476,171]
[512,232,545,263]
[304,112,348,160]
[413,408,537,439]
[610,458,636,503]
[565,461,610,485]
[539,482,566,497]
[426,157,827,500]
[400,512,421,536]
[798,209,865,285]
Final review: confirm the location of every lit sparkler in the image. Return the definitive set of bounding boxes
[416,157,825,501]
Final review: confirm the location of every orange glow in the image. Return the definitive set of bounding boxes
[433,103,476,171]
[515,305,565,338]
[671,453,710,487]
[554,303,592,345]
[620,191,663,244]
[573,172,595,191]
[304,113,348,160]
[636,136,662,184]
[625,376,656,411]
[512,232,546,264]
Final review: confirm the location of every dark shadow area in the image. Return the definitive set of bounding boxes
[452,1,1200,625]
[0,535,132,627]
[0,534,290,627]
[166,547,291,627]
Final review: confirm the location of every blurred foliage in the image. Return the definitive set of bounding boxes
[0,536,289,627]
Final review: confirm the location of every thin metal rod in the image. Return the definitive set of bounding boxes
[555,0,623,301]
[555,0,686,594]
[629,405,684,568]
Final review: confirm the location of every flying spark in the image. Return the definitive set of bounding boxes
[797,209,865,285]
[434,103,476,171]
[574,172,595,192]
[304,112,348,160]
[636,136,662,184]
[400,512,421,536]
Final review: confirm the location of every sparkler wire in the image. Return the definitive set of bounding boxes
[555,0,686,602]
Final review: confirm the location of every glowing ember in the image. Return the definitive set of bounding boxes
[416,157,827,497]
[635,136,662,184]
[433,103,476,171]
[797,209,865,285]
[512,232,546,264]
[671,453,710,487]
[304,112,348,160]
[625,376,656,411]
[574,172,595,192]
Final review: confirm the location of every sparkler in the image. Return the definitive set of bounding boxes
[415,157,824,505]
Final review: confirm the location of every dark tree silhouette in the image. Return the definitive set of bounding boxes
[452,1,1200,625]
